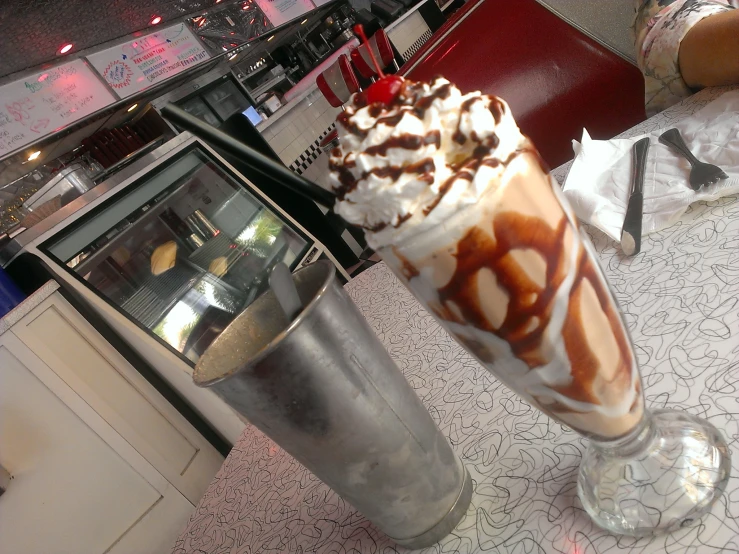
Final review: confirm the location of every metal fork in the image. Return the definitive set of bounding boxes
[658,128,729,190]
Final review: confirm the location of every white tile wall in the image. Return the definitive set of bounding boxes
[262,89,342,168]
[301,150,333,190]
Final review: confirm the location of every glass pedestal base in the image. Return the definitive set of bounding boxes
[578,409,731,537]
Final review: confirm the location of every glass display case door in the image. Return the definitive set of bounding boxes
[43,146,311,364]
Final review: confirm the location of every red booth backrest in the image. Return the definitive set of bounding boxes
[401,0,646,168]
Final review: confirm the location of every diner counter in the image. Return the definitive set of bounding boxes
[172,85,739,554]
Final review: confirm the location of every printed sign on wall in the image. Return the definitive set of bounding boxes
[255,0,315,27]
[0,60,116,157]
[88,24,210,99]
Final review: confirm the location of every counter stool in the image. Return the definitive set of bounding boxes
[350,29,399,80]
[316,54,360,108]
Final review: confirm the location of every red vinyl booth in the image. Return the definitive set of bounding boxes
[400,0,647,168]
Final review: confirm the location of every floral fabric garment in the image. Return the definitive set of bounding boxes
[634,0,738,115]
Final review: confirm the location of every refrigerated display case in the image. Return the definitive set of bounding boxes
[2,133,348,444]
[43,146,310,364]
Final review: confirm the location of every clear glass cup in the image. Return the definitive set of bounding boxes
[377,144,730,536]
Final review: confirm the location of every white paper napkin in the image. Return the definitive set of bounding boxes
[563,91,739,241]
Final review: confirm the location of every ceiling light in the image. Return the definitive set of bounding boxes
[228,53,238,61]
[127,104,138,112]
[267,35,275,42]
[150,15,162,25]
[28,151,41,161]
[59,43,73,55]
[301,18,308,24]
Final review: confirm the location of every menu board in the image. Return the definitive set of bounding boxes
[88,24,210,99]
[0,60,116,157]
[255,0,314,27]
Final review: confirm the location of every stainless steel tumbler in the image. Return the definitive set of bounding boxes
[193,261,472,548]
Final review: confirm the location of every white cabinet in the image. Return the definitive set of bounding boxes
[0,334,193,554]
[0,289,227,553]
[9,292,224,503]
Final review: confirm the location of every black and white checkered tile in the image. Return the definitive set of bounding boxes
[289,124,336,175]
[402,30,433,62]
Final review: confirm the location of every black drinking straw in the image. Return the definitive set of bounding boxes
[161,104,337,209]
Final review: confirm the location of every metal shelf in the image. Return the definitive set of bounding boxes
[121,264,204,329]
[251,73,289,99]
[241,63,271,81]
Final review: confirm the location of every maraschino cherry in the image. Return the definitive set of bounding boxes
[354,24,403,105]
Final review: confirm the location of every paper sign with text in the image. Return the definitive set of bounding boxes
[0,59,116,158]
[88,24,210,99]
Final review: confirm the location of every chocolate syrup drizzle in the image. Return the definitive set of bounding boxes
[396,165,638,430]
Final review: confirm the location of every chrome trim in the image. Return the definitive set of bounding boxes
[0,132,194,265]
[385,0,433,32]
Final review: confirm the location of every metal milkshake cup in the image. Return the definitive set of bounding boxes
[193,261,472,548]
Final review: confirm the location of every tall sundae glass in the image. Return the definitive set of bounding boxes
[328,73,730,536]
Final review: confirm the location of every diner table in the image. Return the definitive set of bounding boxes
[172,85,739,554]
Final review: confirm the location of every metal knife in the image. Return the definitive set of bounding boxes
[621,137,650,256]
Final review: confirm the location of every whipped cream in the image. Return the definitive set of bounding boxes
[328,77,526,248]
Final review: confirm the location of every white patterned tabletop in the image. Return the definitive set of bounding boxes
[173,86,739,554]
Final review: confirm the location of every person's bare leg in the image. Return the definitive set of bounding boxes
[679,9,739,88]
